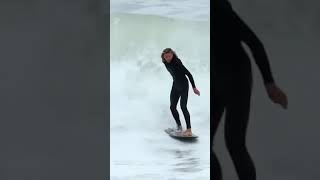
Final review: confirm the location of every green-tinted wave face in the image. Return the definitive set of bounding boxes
[110,13,210,73]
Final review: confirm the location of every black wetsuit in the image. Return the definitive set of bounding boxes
[212,0,275,180]
[163,57,196,129]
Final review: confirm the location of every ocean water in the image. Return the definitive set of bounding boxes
[110,1,210,179]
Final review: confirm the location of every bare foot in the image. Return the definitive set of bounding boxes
[181,128,192,136]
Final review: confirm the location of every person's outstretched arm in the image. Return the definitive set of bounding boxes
[232,10,288,108]
[177,59,200,96]
[232,10,274,84]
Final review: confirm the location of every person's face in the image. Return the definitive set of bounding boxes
[163,52,173,63]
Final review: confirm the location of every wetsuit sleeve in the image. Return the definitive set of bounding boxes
[177,59,196,88]
[233,10,275,84]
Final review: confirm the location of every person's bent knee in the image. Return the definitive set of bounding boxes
[170,105,176,111]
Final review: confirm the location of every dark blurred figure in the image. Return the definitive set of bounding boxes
[212,0,288,180]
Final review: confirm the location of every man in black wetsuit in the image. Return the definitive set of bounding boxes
[161,48,200,136]
[212,0,288,180]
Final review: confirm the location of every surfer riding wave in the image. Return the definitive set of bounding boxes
[161,48,200,136]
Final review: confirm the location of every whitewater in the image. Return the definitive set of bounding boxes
[110,0,210,179]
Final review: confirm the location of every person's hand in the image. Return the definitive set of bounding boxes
[193,87,200,96]
[265,82,288,109]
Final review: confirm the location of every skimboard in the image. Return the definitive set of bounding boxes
[164,128,198,140]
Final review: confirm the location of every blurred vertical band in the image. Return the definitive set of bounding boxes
[0,0,109,179]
